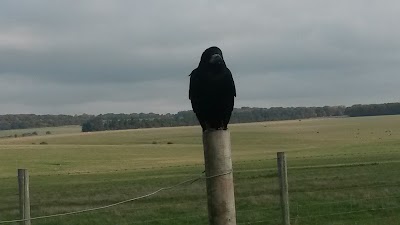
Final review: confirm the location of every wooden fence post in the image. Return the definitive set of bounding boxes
[203,130,236,225]
[277,152,290,225]
[18,169,31,225]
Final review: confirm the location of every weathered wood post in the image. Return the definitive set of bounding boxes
[18,169,31,225]
[277,152,290,225]
[203,130,236,225]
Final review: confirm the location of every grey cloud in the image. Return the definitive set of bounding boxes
[0,0,400,114]
[0,75,189,113]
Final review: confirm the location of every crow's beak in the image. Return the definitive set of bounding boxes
[209,54,223,64]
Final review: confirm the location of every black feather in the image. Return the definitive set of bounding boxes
[189,46,236,131]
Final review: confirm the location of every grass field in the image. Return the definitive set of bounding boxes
[0,125,81,139]
[0,115,399,225]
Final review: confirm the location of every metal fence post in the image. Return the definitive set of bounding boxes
[18,169,31,225]
[277,152,290,225]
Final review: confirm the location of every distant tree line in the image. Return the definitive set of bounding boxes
[81,105,347,132]
[1,102,399,132]
[0,114,93,131]
[344,103,400,117]
[81,111,198,132]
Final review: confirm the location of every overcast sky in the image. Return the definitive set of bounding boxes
[1,1,399,115]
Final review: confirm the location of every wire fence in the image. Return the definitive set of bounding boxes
[288,150,400,225]
[0,150,399,225]
[0,170,233,225]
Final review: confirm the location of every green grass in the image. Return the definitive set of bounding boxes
[0,116,400,224]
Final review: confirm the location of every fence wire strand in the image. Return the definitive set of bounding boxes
[0,170,232,224]
[296,194,400,207]
[295,204,400,219]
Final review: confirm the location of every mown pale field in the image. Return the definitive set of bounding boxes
[0,115,399,225]
[0,125,81,138]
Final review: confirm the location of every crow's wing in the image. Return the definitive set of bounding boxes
[226,68,236,97]
[189,68,198,100]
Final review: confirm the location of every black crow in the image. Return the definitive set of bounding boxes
[189,46,236,132]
